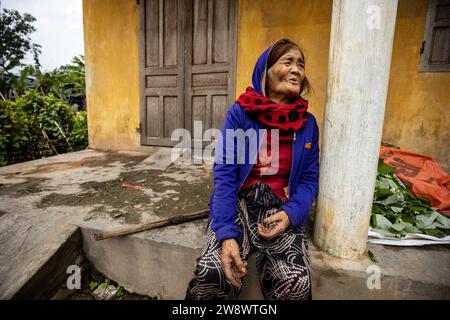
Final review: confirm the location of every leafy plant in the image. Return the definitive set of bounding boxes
[367,250,378,263]
[35,55,86,108]
[0,9,87,166]
[115,286,124,298]
[1,56,86,105]
[0,98,32,165]
[92,277,126,299]
[101,278,111,289]
[0,89,87,165]
[1,65,38,99]
[89,281,99,291]
[0,8,41,73]
[371,160,450,238]
[69,110,88,148]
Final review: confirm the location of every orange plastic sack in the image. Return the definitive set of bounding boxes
[380,146,450,216]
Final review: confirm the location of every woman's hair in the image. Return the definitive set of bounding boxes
[265,38,312,99]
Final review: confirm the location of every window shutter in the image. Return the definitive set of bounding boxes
[419,0,450,72]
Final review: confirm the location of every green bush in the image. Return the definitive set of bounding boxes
[0,89,88,166]
[70,110,88,149]
[1,56,85,107]
[35,55,86,106]
[0,99,32,165]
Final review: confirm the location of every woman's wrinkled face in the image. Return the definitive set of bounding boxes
[267,48,305,102]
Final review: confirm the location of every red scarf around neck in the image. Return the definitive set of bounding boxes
[236,87,308,136]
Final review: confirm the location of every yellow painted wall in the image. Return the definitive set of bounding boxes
[83,0,140,151]
[82,0,449,168]
[236,0,449,168]
[383,0,450,169]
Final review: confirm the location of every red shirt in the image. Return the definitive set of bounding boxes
[240,130,293,200]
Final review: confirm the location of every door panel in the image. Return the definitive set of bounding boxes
[139,0,236,146]
[211,95,228,129]
[145,0,159,67]
[185,0,237,137]
[192,0,208,65]
[163,0,178,67]
[212,0,229,63]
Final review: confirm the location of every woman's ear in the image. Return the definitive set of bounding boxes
[264,68,273,96]
[262,68,271,97]
[267,68,273,78]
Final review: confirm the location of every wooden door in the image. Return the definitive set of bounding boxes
[139,0,237,146]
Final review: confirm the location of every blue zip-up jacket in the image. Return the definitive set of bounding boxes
[208,44,320,243]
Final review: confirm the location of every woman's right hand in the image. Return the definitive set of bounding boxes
[221,239,247,288]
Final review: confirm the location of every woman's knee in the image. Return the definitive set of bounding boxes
[258,259,312,300]
[195,262,225,285]
[186,257,235,299]
[275,270,312,300]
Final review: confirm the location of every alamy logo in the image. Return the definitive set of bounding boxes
[66,265,81,290]
[366,5,381,30]
[171,121,280,174]
[366,264,381,290]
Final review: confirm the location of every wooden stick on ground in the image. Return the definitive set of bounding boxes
[93,209,209,241]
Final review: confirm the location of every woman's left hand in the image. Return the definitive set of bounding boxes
[257,210,291,240]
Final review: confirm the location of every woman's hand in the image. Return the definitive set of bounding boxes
[221,239,247,288]
[257,210,291,240]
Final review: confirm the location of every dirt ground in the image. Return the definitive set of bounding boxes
[36,167,212,224]
[0,152,149,196]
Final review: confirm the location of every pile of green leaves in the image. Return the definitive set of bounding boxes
[371,160,450,238]
[0,89,88,165]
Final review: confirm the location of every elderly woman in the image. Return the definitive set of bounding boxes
[185,39,319,300]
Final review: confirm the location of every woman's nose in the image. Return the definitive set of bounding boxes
[290,66,300,75]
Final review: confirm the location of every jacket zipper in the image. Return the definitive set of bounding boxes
[238,129,296,196]
[238,128,267,190]
[287,131,296,199]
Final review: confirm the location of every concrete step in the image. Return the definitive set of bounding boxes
[5,219,450,299]
[8,226,83,299]
[81,220,450,300]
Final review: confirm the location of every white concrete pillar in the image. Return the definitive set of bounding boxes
[313,0,398,260]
